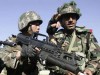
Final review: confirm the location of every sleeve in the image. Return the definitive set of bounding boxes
[86,33,100,73]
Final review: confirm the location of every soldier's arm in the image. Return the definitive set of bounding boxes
[85,33,100,73]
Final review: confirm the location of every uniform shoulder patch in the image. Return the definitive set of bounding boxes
[76,26,92,33]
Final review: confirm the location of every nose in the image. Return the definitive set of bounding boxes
[69,17,73,21]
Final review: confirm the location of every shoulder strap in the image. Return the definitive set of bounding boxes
[85,31,91,60]
[68,31,76,53]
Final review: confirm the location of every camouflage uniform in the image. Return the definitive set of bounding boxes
[47,1,100,75]
[50,26,100,74]
[0,11,43,75]
[0,35,22,75]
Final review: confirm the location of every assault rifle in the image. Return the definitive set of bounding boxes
[0,40,16,47]
[16,33,82,74]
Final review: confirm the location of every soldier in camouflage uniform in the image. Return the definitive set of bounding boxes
[16,11,43,75]
[0,11,43,75]
[46,1,100,75]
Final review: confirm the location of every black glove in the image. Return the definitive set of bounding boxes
[21,44,37,57]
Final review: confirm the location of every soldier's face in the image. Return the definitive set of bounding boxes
[61,14,77,30]
[30,22,40,33]
[28,22,40,34]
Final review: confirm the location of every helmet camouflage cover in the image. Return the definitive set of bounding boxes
[18,11,43,31]
[57,1,81,20]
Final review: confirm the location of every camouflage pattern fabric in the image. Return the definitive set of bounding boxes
[57,1,81,20]
[50,26,100,75]
[0,45,21,69]
[0,35,22,75]
[0,67,7,75]
[18,11,42,31]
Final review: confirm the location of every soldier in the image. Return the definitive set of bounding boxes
[46,1,100,75]
[16,10,43,75]
[0,10,43,75]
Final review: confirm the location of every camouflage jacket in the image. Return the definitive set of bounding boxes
[0,35,22,69]
[50,26,100,73]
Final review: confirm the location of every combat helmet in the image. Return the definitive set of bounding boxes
[57,1,81,20]
[18,11,43,31]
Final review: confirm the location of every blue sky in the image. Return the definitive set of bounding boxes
[0,0,100,44]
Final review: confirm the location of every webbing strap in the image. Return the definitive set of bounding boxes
[68,31,76,53]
